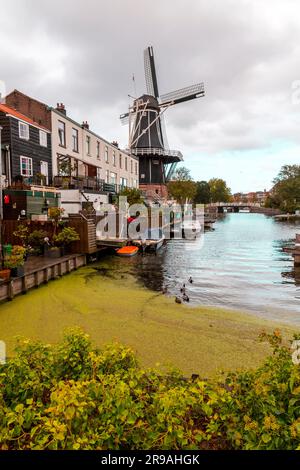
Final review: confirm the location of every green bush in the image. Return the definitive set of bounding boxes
[0,329,299,450]
[53,227,80,247]
[28,230,48,250]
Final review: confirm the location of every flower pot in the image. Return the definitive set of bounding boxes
[11,266,25,278]
[0,269,11,281]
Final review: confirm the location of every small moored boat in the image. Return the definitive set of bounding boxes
[116,246,139,257]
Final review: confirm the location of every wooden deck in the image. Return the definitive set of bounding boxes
[0,254,86,302]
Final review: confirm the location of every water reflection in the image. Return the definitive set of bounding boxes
[92,214,300,323]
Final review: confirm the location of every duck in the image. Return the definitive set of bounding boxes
[175,296,182,304]
[188,277,193,284]
[180,283,186,293]
[182,293,190,302]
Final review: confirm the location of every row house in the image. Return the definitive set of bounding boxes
[0,103,52,186]
[50,103,139,192]
[5,90,139,213]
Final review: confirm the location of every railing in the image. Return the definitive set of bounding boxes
[23,176,53,187]
[53,176,109,192]
[131,148,183,160]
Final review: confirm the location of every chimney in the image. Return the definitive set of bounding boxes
[56,102,66,115]
[82,121,89,130]
[112,140,119,148]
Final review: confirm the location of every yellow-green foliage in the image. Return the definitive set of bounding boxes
[0,329,300,450]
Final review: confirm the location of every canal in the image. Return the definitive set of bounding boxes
[105,213,300,324]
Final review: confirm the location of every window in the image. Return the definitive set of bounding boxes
[96,167,101,180]
[120,177,127,188]
[97,141,100,159]
[130,160,133,173]
[135,162,138,175]
[39,130,47,147]
[110,172,117,184]
[58,120,66,147]
[113,151,116,166]
[105,146,108,162]
[86,135,91,155]
[72,128,78,152]
[105,169,109,183]
[20,156,33,177]
[19,122,29,140]
[119,154,122,168]
[125,157,128,171]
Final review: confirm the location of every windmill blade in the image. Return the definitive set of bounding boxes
[159,112,169,149]
[160,82,205,106]
[120,112,129,125]
[144,46,159,98]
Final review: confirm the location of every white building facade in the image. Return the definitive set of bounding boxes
[51,105,138,190]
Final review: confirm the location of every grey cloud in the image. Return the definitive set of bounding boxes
[0,0,300,190]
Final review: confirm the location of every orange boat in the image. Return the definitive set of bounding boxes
[116,245,139,257]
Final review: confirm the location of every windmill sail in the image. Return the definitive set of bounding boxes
[160,82,205,106]
[144,46,159,98]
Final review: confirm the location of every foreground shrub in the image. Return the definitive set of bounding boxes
[0,329,299,450]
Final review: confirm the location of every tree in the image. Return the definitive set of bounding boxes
[167,180,197,205]
[173,166,192,181]
[208,178,232,203]
[271,165,300,212]
[194,181,211,204]
[119,187,143,206]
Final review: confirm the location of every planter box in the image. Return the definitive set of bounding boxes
[11,266,25,278]
[44,248,61,259]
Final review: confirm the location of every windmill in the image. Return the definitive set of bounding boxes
[120,46,205,200]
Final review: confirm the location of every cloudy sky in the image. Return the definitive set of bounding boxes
[0,0,300,192]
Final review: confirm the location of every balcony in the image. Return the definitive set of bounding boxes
[53,176,119,193]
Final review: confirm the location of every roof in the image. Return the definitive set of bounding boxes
[0,103,50,131]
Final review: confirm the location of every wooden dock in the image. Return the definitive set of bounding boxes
[0,253,86,302]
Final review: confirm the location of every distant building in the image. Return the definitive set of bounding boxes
[233,190,269,205]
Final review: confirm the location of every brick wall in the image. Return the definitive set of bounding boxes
[5,90,51,130]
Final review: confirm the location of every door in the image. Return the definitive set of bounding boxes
[40,161,49,185]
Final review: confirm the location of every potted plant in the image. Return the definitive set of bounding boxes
[0,266,11,281]
[53,227,80,255]
[13,224,29,246]
[45,246,62,259]
[4,245,26,278]
[48,207,65,236]
[28,229,48,255]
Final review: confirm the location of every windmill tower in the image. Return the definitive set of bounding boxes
[120,46,205,201]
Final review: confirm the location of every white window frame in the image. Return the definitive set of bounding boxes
[97,141,100,159]
[58,120,66,147]
[39,130,47,147]
[20,156,33,177]
[72,128,79,152]
[86,135,91,155]
[105,146,108,163]
[19,121,29,140]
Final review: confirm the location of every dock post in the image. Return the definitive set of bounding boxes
[21,276,27,295]
[8,280,14,301]
[43,268,49,284]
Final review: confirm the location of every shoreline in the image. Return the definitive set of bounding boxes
[0,265,297,376]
